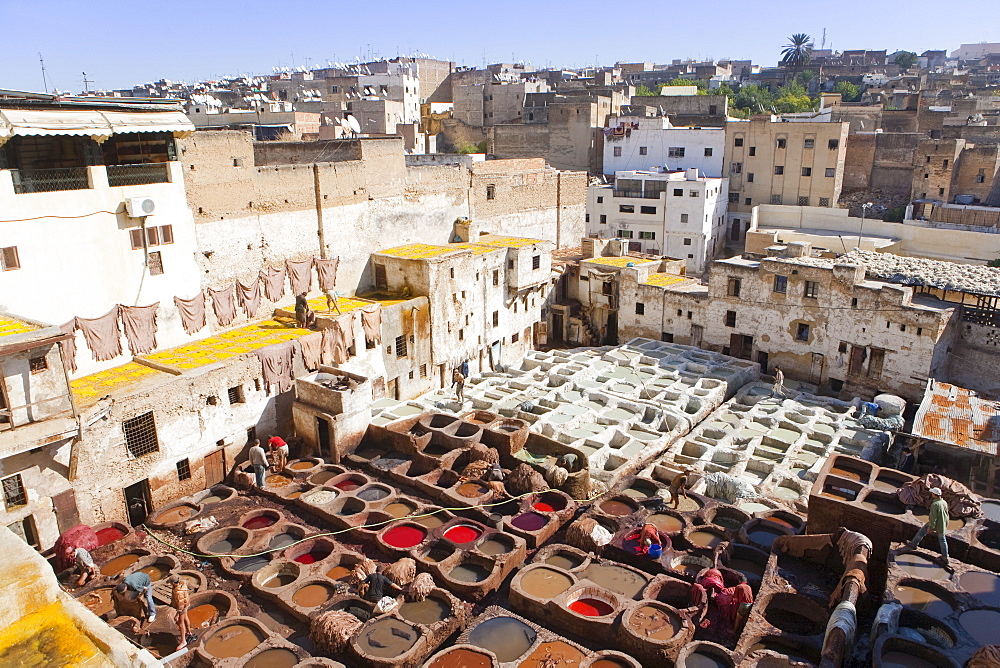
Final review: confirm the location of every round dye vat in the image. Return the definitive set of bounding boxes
[467,617,537,663]
[326,565,352,582]
[293,548,331,565]
[357,486,391,502]
[334,479,361,491]
[545,552,584,570]
[582,563,648,599]
[203,624,264,658]
[428,648,493,668]
[200,495,223,505]
[456,482,489,498]
[861,497,904,514]
[289,460,315,470]
[449,563,490,583]
[894,554,947,580]
[726,559,765,584]
[383,525,427,549]
[265,474,292,487]
[385,502,416,518]
[399,597,449,625]
[243,515,276,530]
[959,571,1000,607]
[479,538,513,556]
[591,660,632,668]
[443,525,482,544]
[960,609,1000,645]
[738,502,770,514]
[569,597,614,617]
[630,604,681,640]
[209,537,243,554]
[245,648,299,668]
[81,587,115,617]
[269,532,298,550]
[100,553,140,577]
[95,527,124,546]
[880,652,937,668]
[773,487,801,502]
[155,505,195,524]
[519,567,574,599]
[600,500,636,516]
[647,513,683,534]
[675,496,701,512]
[263,573,297,588]
[357,618,419,659]
[895,584,953,618]
[188,603,222,628]
[684,652,730,668]
[511,512,548,532]
[713,515,745,532]
[233,555,269,573]
[747,527,783,549]
[517,641,585,667]
[982,500,1000,522]
[688,530,725,549]
[762,516,796,530]
[310,471,336,484]
[533,501,556,512]
[415,514,446,529]
[292,583,334,608]
[139,564,169,581]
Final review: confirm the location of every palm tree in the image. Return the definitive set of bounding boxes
[780,33,814,84]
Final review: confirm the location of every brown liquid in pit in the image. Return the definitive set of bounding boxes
[582,563,649,599]
[829,466,864,481]
[519,567,574,599]
[415,514,445,529]
[959,571,1000,607]
[894,554,947,580]
[895,584,953,618]
[647,514,683,533]
[545,553,583,570]
[155,505,194,524]
[266,474,292,487]
[684,653,729,668]
[600,500,636,516]
[861,498,904,514]
[100,554,140,577]
[591,661,630,668]
[428,648,493,668]
[478,538,512,555]
[203,624,263,658]
[674,496,700,512]
[326,565,352,582]
[456,482,488,498]
[290,461,314,470]
[264,573,297,588]
[292,584,333,608]
[139,564,168,581]
[358,618,419,658]
[630,605,681,640]
[517,640,586,667]
[201,495,223,505]
[82,588,115,617]
[399,597,449,625]
[880,652,936,668]
[385,502,415,518]
[688,530,725,548]
[188,603,221,628]
[245,648,299,668]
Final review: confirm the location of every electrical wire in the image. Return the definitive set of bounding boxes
[0,210,119,223]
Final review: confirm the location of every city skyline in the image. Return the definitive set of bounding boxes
[1,0,994,94]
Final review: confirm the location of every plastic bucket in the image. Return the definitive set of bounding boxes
[648,544,663,559]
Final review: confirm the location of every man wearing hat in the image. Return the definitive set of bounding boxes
[899,487,950,567]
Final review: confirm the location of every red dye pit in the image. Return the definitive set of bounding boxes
[443,525,482,544]
[294,549,330,565]
[533,502,555,512]
[96,528,124,546]
[243,516,276,530]
[334,480,360,491]
[569,598,614,617]
[383,525,427,548]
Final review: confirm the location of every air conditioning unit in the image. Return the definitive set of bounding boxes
[126,197,156,217]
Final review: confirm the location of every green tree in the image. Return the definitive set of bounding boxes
[894,51,918,70]
[780,33,815,81]
[773,81,814,113]
[732,84,774,114]
[635,84,659,96]
[833,81,860,102]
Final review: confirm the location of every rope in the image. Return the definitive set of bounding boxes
[141,488,595,560]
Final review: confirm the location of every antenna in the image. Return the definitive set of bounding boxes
[821,28,827,51]
[82,71,93,94]
[39,52,48,93]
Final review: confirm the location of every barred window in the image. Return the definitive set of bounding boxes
[29,356,47,374]
[420,364,427,378]
[532,255,540,270]
[124,412,159,458]
[2,475,27,509]
[176,459,192,481]
[395,335,407,358]
[227,385,243,404]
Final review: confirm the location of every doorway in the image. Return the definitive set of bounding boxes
[204,449,226,487]
[317,417,331,459]
[757,351,769,371]
[606,311,619,346]
[52,489,80,533]
[124,480,151,526]
[551,313,564,343]
[690,324,704,348]
[729,333,754,360]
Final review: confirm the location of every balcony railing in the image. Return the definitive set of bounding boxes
[11,167,90,194]
[612,190,662,199]
[107,163,170,187]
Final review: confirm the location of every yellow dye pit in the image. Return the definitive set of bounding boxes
[377,243,464,260]
[0,602,112,667]
[582,256,659,268]
[0,315,39,338]
[643,273,691,288]
[475,235,543,248]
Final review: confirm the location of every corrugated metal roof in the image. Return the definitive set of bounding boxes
[913,379,1000,455]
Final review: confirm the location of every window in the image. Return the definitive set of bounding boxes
[599,214,607,224]
[768,195,781,205]
[673,188,684,197]
[639,146,648,156]
[689,190,699,198]
[730,162,742,174]
[124,412,159,458]
[639,231,655,239]
[851,297,858,308]
[819,197,830,207]
[618,230,633,239]
[640,206,656,214]
[492,311,499,327]
[704,148,713,156]
[511,332,519,343]
[802,167,812,177]
[1,246,20,271]
[977,173,986,183]
[943,159,949,168]
[486,184,496,200]
[585,214,589,223]
[636,302,645,315]
[613,146,622,157]
[681,213,689,223]
[798,196,809,206]
[776,138,786,149]
[619,205,634,213]
[147,251,163,276]
[725,310,736,327]
[130,225,173,250]
[662,332,674,342]
[728,193,739,203]
[747,173,754,183]
[774,166,784,175]
[8,516,38,550]
[374,264,387,290]
[176,459,192,481]
[744,198,752,205]
[228,385,243,404]
[773,275,787,293]
[29,356,47,373]
[825,168,836,177]
[532,255,540,269]
[408,371,414,380]
[683,238,691,246]
[804,281,819,299]
[796,323,810,341]
[2,475,26,509]
[734,137,744,147]
[602,281,614,295]
[420,364,427,378]
[728,278,741,297]
[668,147,685,158]
[749,146,756,156]
[330,85,339,93]
[804,138,815,149]
[828,139,839,150]
[708,105,717,115]
[597,196,603,203]
[458,329,464,340]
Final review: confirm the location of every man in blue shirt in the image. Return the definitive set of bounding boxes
[117,571,156,622]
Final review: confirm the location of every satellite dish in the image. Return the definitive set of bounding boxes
[339,118,350,132]
[346,115,362,134]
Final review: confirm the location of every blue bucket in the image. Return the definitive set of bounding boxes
[648,544,663,559]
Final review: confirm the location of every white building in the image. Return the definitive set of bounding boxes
[586,169,728,273]
[603,115,726,177]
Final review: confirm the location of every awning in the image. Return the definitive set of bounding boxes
[100,110,194,137]
[0,108,195,144]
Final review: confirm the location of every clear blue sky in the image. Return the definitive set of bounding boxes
[1,0,995,94]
